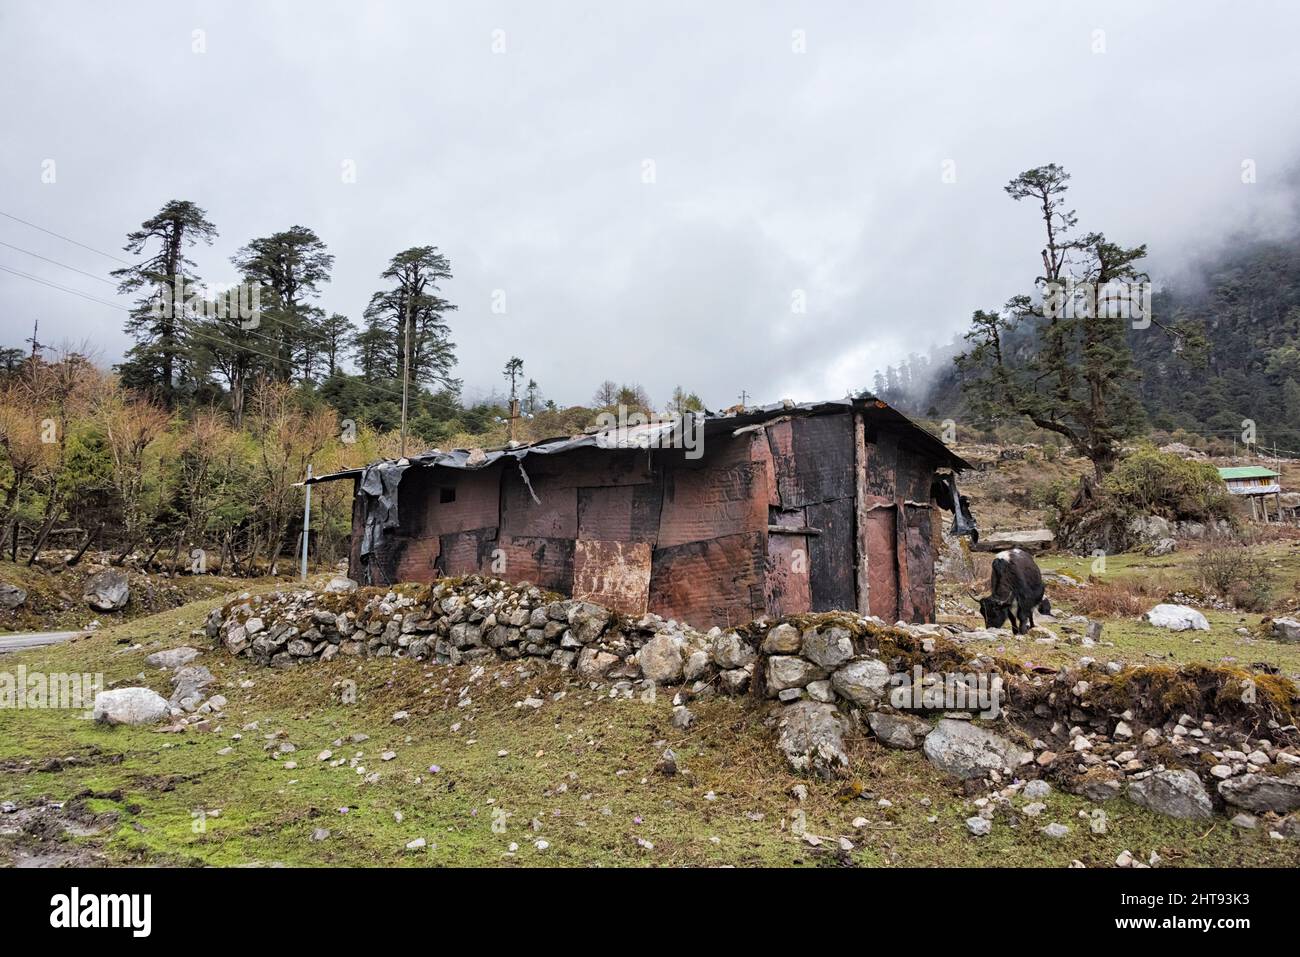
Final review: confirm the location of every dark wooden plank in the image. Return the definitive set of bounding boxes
[578,483,662,543]
[865,428,899,500]
[765,508,810,619]
[790,412,855,504]
[894,497,912,623]
[500,466,578,539]
[807,497,855,612]
[903,504,936,623]
[393,535,440,582]
[411,464,502,536]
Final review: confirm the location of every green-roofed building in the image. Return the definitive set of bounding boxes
[1217,465,1283,521]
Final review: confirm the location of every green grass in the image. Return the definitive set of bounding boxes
[3,580,1299,867]
[1038,539,1300,596]
[941,541,1300,677]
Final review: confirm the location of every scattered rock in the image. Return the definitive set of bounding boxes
[1143,604,1210,632]
[776,701,851,778]
[639,633,685,684]
[972,529,1054,553]
[1126,769,1213,820]
[711,632,756,669]
[922,719,1031,780]
[92,687,169,725]
[1023,779,1052,800]
[577,647,619,681]
[866,711,931,750]
[800,625,854,669]
[966,816,992,836]
[83,569,130,612]
[1074,773,1122,803]
[0,582,27,610]
[766,655,827,695]
[830,658,890,707]
[1271,618,1300,643]
[719,667,751,695]
[145,647,200,669]
[168,665,214,711]
[1217,772,1300,815]
[761,623,801,654]
[1147,538,1178,557]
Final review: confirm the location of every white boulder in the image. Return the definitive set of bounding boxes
[92,687,170,725]
[1143,604,1209,632]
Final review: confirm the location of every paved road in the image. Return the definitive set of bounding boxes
[0,631,84,654]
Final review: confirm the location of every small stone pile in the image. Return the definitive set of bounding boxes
[92,646,227,730]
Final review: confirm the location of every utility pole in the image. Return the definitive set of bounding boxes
[25,319,42,363]
[300,464,312,581]
[400,291,412,458]
[738,389,749,407]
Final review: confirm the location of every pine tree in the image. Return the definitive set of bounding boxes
[231,226,334,383]
[956,165,1147,478]
[112,200,218,405]
[503,357,524,406]
[361,247,458,388]
[317,313,355,376]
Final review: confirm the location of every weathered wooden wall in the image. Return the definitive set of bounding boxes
[353,410,946,627]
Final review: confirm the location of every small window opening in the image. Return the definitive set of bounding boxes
[439,486,456,504]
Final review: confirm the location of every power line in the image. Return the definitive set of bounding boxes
[176,318,413,405]
[0,262,130,311]
[0,209,132,266]
[0,239,118,286]
[0,214,442,410]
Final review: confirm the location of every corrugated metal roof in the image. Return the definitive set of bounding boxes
[1217,466,1280,480]
[305,396,971,485]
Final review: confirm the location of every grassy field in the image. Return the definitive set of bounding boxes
[3,573,1299,868]
[945,540,1300,676]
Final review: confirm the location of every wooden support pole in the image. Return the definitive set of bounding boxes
[853,409,871,616]
[895,497,912,624]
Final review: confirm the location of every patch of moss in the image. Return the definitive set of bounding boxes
[1086,664,1297,727]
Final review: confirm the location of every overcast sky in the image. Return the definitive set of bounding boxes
[3,1,1299,409]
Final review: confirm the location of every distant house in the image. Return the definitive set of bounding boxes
[306,398,975,628]
[1217,465,1282,521]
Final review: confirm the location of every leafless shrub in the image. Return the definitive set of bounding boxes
[1194,533,1274,612]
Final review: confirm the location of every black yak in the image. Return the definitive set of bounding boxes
[978,548,1051,635]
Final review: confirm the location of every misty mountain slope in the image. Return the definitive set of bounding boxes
[881,236,1300,450]
[1135,238,1300,448]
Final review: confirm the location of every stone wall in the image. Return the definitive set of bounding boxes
[205,575,1300,833]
